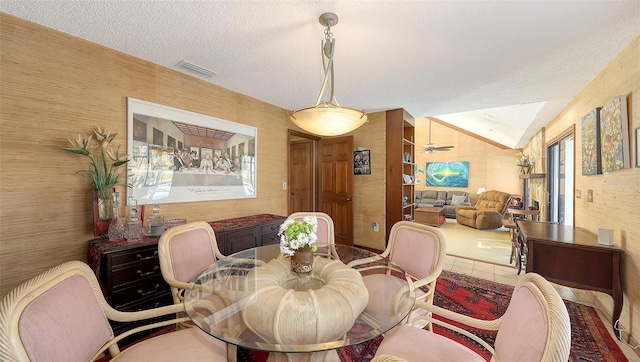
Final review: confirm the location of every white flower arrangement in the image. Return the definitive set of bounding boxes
[278,215,318,256]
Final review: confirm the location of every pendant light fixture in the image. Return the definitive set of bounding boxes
[290,12,367,136]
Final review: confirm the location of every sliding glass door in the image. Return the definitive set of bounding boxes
[547,132,574,225]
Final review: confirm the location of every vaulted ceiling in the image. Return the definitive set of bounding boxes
[2,1,639,148]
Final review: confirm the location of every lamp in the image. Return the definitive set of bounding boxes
[290,13,367,136]
[477,187,486,194]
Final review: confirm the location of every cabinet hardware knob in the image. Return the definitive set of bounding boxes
[136,266,159,277]
[137,284,160,296]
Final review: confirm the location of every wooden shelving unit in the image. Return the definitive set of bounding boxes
[385,108,416,242]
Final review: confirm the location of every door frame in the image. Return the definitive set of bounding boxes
[287,130,320,214]
[546,125,575,225]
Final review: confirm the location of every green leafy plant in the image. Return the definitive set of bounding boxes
[278,216,318,256]
[62,127,129,200]
[515,150,533,173]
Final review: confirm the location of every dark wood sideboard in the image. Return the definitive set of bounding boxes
[517,220,624,338]
[88,213,286,336]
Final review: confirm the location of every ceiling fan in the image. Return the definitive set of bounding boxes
[423,117,455,154]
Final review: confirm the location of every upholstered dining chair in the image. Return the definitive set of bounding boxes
[0,260,227,361]
[286,212,339,260]
[158,221,226,305]
[371,272,571,362]
[357,221,446,330]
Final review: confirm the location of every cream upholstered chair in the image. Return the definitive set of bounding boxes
[371,273,571,362]
[357,221,446,330]
[0,261,227,362]
[286,211,339,259]
[158,221,226,305]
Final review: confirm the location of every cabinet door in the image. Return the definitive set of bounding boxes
[225,227,259,254]
[261,222,281,246]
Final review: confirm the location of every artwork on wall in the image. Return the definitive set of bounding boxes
[581,107,602,175]
[354,150,371,175]
[426,161,469,187]
[599,95,630,172]
[127,98,257,205]
[635,127,640,168]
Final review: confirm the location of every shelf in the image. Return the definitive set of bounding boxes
[519,173,545,179]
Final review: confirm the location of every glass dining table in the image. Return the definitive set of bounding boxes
[183,243,415,362]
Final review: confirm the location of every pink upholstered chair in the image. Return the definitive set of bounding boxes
[0,261,227,361]
[356,221,446,330]
[286,212,339,260]
[371,273,571,362]
[158,221,226,305]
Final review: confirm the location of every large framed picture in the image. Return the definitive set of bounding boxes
[581,107,602,175]
[599,95,630,172]
[426,161,469,187]
[127,98,257,205]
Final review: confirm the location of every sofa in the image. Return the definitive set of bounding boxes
[415,190,471,219]
[455,190,512,229]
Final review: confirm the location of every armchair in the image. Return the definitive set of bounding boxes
[286,212,339,260]
[372,273,571,362]
[455,190,512,229]
[357,221,446,330]
[0,261,226,361]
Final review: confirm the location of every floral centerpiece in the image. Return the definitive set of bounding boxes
[278,215,318,273]
[62,127,129,227]
[516,150,533,174]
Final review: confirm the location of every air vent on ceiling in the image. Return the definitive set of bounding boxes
[176,60,218,77]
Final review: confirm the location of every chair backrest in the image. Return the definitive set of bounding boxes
[475,190,511,215]
[383,221,446,281]
[0,261,114,362]
[288,212,335,246]
[494,273,571,361]
[158,221,225,303]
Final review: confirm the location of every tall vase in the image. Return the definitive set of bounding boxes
[291,245,314,274]
[92,188,114,236]
[108,191,125,241]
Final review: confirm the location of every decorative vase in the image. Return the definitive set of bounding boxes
[92,188,115,236]
[107,191,125,241]
[291,245,314,274]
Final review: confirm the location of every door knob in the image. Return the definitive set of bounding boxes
[346,198,352,201]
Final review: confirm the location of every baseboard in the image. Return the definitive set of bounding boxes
[590,290,640,358]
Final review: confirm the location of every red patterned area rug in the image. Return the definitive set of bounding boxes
[336,270,628,362]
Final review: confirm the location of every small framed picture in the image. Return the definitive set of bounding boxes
[635,127,640,168]
[354,150,371,175]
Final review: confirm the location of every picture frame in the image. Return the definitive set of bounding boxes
[353,149,371,175]
[426,161,469,187]
[127,98,257,205]
[636,127,640,168]
[599,95,630,172]
[581,107,602,175]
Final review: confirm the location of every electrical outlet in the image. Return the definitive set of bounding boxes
[282,182,287,190]
[373,221,379,232]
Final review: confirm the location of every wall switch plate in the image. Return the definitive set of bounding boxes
[282,182,287,190]
[587,190,593,202]
[576,189,581,198]
[373,221,379,232]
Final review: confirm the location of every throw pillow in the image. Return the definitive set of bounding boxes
[451,194,467,206]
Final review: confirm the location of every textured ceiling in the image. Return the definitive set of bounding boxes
[2,1,639,148]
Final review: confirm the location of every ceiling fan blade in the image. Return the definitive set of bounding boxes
[434,145,455,150]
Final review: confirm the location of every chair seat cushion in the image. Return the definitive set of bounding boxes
[363,274,424,325]
[112,327,227,361]
[377,324,484,362]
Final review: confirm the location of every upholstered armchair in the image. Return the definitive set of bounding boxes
[372,273,571,362]
[455,190,512,229]
[0,261,227,361]
[286,212,339,260]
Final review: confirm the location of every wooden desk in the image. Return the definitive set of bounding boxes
[517,220,623,337]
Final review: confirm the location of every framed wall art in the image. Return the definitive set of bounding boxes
[354,149,371,175]
[127,98,257,205]
[636,127,640,168]
[426,161,469,187]
[581,107,602,175]
[599,95,630,172]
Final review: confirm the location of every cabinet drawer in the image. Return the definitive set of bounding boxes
[110,246,159,267]
[108,276,169,308]
[261,222,281,235]
[110,290,173,335]
[225,228,259,254]
[261,231,280,246]
[110,259,162,286]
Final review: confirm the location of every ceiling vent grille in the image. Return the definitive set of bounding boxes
[176,60,217,77]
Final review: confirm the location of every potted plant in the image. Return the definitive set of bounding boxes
[62,127,129,235]
[516,150,534,174]
[278,215,318,273]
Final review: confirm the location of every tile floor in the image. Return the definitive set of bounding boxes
[444,255,640,360]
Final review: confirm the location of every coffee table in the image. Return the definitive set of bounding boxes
[414,206,445,227]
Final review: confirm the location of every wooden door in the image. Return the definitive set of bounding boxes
[318,136,354,245]
[289,139,314,213]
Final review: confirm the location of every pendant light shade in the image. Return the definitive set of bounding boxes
[290,13,367,136]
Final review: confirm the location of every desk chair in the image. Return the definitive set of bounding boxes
[356,221,446,330]
[0,261,227,361]
[371,273,571,362]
